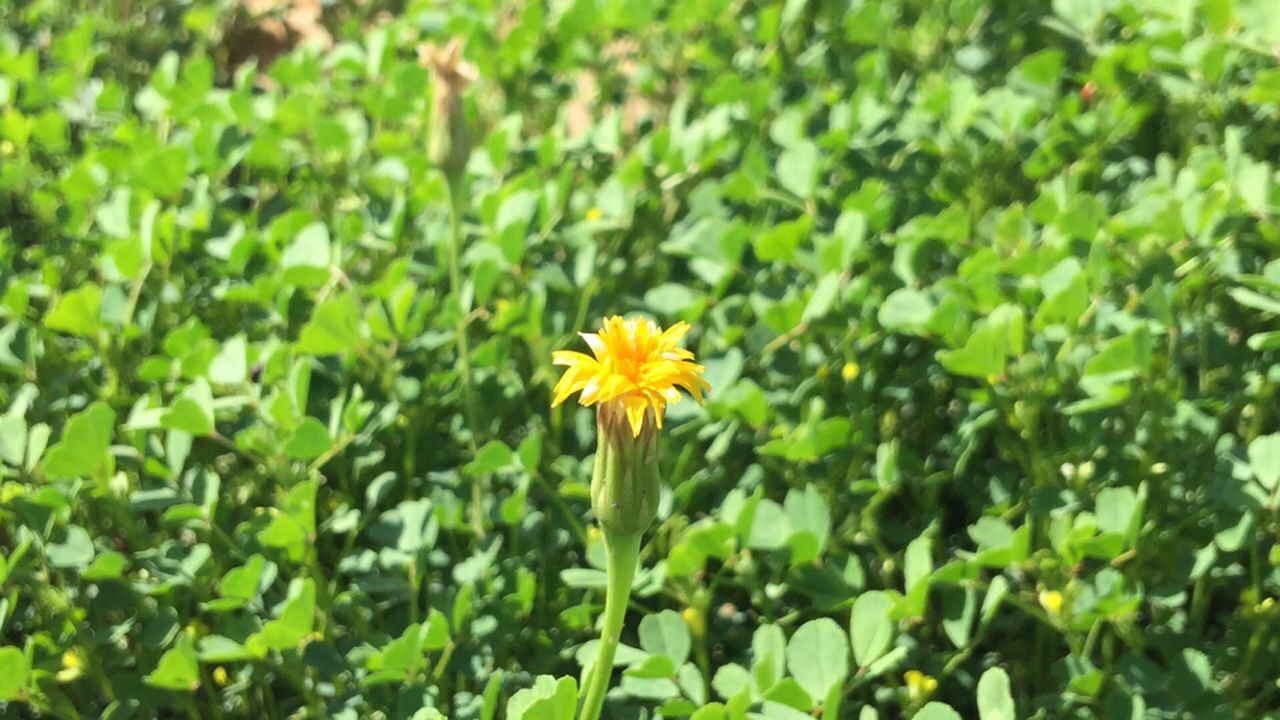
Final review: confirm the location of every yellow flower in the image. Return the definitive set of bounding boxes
[904,669,938,701]
[552,316,710,437]
[213,666,229,686]
[586,207,604,221]
[842,361,860,382]
[1039,589,1065,616]
[58,648,85,682]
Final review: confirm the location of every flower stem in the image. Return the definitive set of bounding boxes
[445,175,485,537]
[578,529,642,720]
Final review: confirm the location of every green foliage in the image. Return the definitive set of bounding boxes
[2,0,1280,718]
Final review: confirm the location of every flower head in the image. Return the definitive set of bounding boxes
[904,669,938,702]
[552,316,710,437]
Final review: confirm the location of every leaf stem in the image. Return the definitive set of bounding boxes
[577,530,642,720]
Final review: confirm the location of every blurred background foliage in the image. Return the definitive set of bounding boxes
[1,0,1280,718]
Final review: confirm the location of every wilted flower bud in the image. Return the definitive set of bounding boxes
[418,38,477,181]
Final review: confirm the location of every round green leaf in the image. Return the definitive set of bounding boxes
[786,618,849,700]
[850,591,894,667]
[912,702,962,720]
[977,667,1015,720]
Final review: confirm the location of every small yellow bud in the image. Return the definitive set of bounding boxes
[816,365,830,379]
[1078,461,1096,480]
[0,481,26,503]
[213,666,229,686]
[842,361,860,382]
[681,607,705,637]
[1039,589,1065,616]
[586,207,603,221]
[57,648,85,682]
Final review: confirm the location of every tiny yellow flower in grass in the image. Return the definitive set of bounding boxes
[681,606,705,638]
[552,316,709,437]
[586,207,604,221]
[842,361,860,382]
[904,669,938,701]
[1039,589,1065,616]
[57,648,85,682]
[213,666,229,686]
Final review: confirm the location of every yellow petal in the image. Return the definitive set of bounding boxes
[552,350,596,367]
[622,395,648,437]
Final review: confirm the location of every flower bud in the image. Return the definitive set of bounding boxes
[418,39,477,181]
[591,401,660,535]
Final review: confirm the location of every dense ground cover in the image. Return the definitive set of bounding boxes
[2,0,1280,718]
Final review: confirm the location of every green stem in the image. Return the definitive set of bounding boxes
[578,530,642,720]
[446,176,485,537]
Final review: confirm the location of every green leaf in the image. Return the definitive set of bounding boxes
[940,585,976,649]
[44,284,102,337]
[249,578,316,653]
[258,479,318,561]
[208,335,248,385]
[47,525,96,568]
[145,634,200,692]
[0,415,27,467]
[285,417,333,460]
[82,550,127,580]
[761,676,812,710]
[752,623,788,692]
[879,288,934,331]
[691,704,728,720]
[424,609,451,651]
[197,635,254,663]
[296,293,365,356]
[0,646,30,700]
[777,141,819,199]
[647,283,703,318]
[217,554,266,603]
[850,591,894,667]
[281,222,332,286]
[161,380,215,436]
[465,440,516,477]
[1095,487,1138,538]
[506,675,578,720]
[784,485,831,564]
[938,323,1005,379]
[977,667,1015,720]
[786,618,849,700]
[802,273,842,322]
[755,216,811,263]
[1248,434,1280,491]
[912,702,962,720]
[43,402,116,479]
[639,610,692,666]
